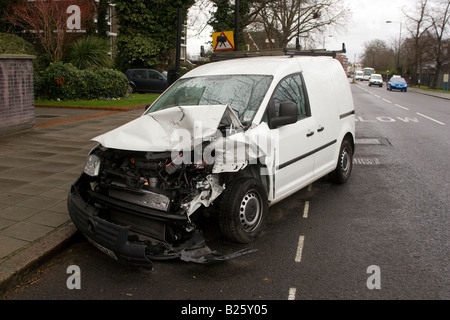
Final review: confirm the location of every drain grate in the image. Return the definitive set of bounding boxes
[353,158,381,165]
[36,114,63,119]
[356,138,381,145]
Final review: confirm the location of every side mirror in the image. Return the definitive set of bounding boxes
[270,101,297,128]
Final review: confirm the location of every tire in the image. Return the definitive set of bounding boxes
[218,177,268,244]
[328,139,354,184]
[127,84,136,94]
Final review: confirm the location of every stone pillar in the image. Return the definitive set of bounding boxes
[0,54,36,135]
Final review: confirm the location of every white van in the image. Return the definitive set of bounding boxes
[68,52,356,267]
[355,70,364,81]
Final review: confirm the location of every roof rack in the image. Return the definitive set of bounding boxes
[211,49,286,61]
[284,43,346,58]
[211,43,347,61]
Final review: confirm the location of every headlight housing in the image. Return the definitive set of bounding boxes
[84,154,101,177]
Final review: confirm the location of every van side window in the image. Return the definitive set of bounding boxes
[272,74,309,120]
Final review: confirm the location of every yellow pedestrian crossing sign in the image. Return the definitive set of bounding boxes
[213,31,235,51]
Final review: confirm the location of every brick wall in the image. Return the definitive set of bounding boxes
[0,54,36,135]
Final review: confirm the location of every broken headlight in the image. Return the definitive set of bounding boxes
[84,154,101,177]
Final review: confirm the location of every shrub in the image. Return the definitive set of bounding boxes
[0,33,35,55]
[68,35,114,70]
[35,62,128,100]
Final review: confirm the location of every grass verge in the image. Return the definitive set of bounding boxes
[35,94,160,107]
[410,86,449,94]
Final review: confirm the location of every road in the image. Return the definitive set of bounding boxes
[2,81,449,303]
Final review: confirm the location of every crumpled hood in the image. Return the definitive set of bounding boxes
[92,105,243,152]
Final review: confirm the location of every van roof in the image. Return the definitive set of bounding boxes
[182,55,339,81]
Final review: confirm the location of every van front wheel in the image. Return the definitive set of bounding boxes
[218,177,268,244]
[329,139,353,184]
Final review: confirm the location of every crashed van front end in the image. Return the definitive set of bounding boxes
[68,73,275,268]
[68,145,249,268]
[67,108,271,268]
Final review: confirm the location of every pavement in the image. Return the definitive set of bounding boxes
[0,87,448,298]
[0,104,145,297]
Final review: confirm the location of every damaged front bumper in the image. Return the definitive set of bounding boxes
[67,174,256,268]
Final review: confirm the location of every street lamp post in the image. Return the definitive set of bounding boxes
[386,20,402,73]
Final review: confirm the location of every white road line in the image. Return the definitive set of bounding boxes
[295,235,305,263]
[416,112,446,125]
[394,103,409,110]
[382,98,392,104]
[374,94,381,98]
[303,201,309,218]
[288,287,297,300]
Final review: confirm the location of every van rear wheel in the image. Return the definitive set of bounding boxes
[218,177,268,244]
[329,139,353,184]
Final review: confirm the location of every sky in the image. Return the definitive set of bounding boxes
[186,0,413,63]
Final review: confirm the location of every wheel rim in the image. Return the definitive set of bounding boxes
[340,147,351,176]
[239,191,262,232]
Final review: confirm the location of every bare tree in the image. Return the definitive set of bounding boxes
[251,0,351,49]
[361,39,395,73]
[188,0,215,37]
[403,0,432,85]
[428,0,450,88]
[6,0,95,62]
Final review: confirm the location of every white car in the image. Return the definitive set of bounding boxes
[68,53,356,268]
[369,74,383,87]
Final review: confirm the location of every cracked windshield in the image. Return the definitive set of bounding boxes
[146,75,273,126]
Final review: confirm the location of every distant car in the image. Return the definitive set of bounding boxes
[368,74,383,87]
[387,77,407,92]
[355,71,364,81]
[125,69,168,94]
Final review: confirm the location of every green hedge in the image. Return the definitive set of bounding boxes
[0,33,35,55]
[35,62,129,100]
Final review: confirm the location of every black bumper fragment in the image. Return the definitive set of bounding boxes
[67,174,257,268]
[68,182,154,268]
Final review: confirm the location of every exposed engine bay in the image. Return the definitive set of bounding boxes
[90,147,221,243]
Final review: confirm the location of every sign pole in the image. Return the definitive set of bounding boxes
[234,0,239,51]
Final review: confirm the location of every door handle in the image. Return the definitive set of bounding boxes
[317,126,325,132]
[306,130,315,137]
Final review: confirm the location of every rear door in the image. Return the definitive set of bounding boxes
[301,60,341,178]
[129,69,149,92]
